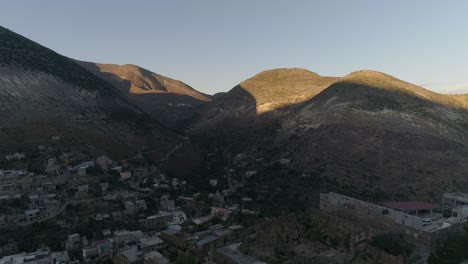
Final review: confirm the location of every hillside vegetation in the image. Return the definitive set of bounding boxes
[0,26,190,166]
[238,68,338,113]
[189,68,468,202]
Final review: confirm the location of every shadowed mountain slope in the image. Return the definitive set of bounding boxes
[0,26,196,170]
[188,68,468,200]
[76,61,211,129]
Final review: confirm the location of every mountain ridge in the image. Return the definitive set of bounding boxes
[188,68,468,201]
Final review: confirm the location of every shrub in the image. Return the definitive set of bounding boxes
[370,233,412,256]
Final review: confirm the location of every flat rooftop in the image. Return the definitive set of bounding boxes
[444,193,468,204]
[217,243,267,264]
[381,201,439,211]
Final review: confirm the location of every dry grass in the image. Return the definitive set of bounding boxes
[237,68,468,113]
[240,68,338,112]
[82,62,210,101]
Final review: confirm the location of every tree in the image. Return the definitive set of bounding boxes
[370,233,412,256]
[86,165,103,176]
[428,230,468,264]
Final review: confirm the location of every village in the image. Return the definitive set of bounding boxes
[0,137,269,264]
[2,136,468,264]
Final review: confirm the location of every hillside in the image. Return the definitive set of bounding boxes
[76,61,210,129]
[237,68,338,113]
[188,68,468,202]
[0,26,198,175]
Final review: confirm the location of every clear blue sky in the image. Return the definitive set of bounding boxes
[1,0,467,94]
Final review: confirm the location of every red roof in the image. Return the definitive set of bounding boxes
[381,201,439,211]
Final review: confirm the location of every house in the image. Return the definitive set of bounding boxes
[133,168,148,177]
[115,246,143,264]
[102,229,112,237]
[111,166,123,173]
[139,236,164,252]
[99,183,110,192]
[65,234,81,249]
[135,200,147,210]
[42,182,56,192]
[5,153,25,161]
[77,167,87,176]
[242,197,253,202]
[46,158,56,167]
[75,161,95,176]
[76,161,95,170]
[178,196,195,205]
[45,158,61,175]
[160,195,175,211]
[112,211,123,220]
[234,153,247,162]
[145,212,173,230]
[195,234,221,252]
[209,179,218,187]
[51,136,61,141]
[171,178,179,187]
[192,215,214,226]
[77,185,89,193]
[96,156,113,171]
[75,185,89,199]
[0,183,18,195]
[124,200,146,214]
[0,215,7,226]
[96,214,104,221]
[159,229,196,250]
[443,192,468,219]
[114,230,144,246]
[214,243,267,264]
[82,246,99,262]
[94,240,112,258]
[211,208,231,222]
[0,248,50,264]
[38,145,48,151]
[278,158,291,165]
[51,251,69,264]
[124,201,136,214]
[169,211,187,225]
[245,171,257,177]
[120,171,132,181]
[211,192,226,206]
[143,251,169,264]
[0,169,27,178]
[24,209,41,222]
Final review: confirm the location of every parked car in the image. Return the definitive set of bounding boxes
[422,219,432,226]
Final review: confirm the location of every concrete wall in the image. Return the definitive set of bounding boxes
[320,192,465,249]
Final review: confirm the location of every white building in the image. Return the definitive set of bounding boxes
[443,192,468,219]
[209,179,218,187]
[169,211,187,225]
[5,153,25,161]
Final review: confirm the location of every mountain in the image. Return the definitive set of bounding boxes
[188,68,468,202]
[76,61,210,129]
[0,26,198,174]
